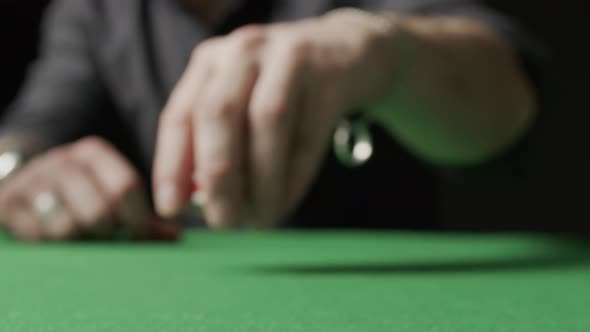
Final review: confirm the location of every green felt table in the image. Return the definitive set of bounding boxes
[0,230,589,331]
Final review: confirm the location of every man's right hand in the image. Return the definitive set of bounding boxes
[0,136,156,242]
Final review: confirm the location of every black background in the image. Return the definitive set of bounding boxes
[0,1,588,232]
[441,1,590,232]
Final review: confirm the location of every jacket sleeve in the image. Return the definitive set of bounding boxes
[0,0,109,147]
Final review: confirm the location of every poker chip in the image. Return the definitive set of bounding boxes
[190,176,205,216]
[333,118,373,167]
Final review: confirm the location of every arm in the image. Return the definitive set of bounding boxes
[366,13,536,166]
[0,1,177,242]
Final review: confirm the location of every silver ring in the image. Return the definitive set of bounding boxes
[333,118,374,167]
[33,191,61,223]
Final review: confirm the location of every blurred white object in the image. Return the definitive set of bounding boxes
[333,118,373,167]
[0,151,23,182]
[33,191,61,222]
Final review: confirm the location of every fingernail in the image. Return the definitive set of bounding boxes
[157,182,177,217]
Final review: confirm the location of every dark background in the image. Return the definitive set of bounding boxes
[0,0,50,110]
[0,1,588,232]
[441,2,590,232]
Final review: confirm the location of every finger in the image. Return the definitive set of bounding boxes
[38,202,78,241]
[8,208,43,243]
[196,42,259,228]
[247,38,306,228]
[136,218,183,242]
[0,190,16,229]
[22,160,80,241]
[0,147,66,208]
[153,39,220,218]
[0,210,8,229]
[70,137,148,232]
[196,80,250,228]
[56,162,112,236]
[194,28,264,226]
[0,151,66,241]
[115,186,151,235]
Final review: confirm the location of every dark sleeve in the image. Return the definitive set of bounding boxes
[0,0,107,147]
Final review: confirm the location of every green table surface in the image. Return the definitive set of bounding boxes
[1,230,589,332]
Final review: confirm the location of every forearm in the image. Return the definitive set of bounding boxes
[0,0,110,158]
[369,14,536,166]
[0,134,47,156]
[0,134,47,184]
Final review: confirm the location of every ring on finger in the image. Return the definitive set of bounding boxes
[32,191,63,223]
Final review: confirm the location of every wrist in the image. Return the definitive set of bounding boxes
[362,14,420,123]
[334,10,417,117]
[0,135,46,183]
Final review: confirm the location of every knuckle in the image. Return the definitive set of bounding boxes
[75,136,110,154]
[57,161,79,176]
[190,42,205,62]
[43,146,71,165]
[189,47,204,65]
[78,207,108,227]
[206,99,240,121]
[230,24,265,50]
[114,172,141,198]
[271,33,310,61]
[190,44,205,62]
[74,196,110,225]
[285,35,311,57]
[252,99,289,129]
[346,20,388,53]
[359,30,382,50]
[191,37,221,62]
[159,107,188,127]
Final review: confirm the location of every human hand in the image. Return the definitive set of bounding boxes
[0,136,179,242]
[153,9,398,228]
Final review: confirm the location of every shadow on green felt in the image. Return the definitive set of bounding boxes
[245,236,590,276]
